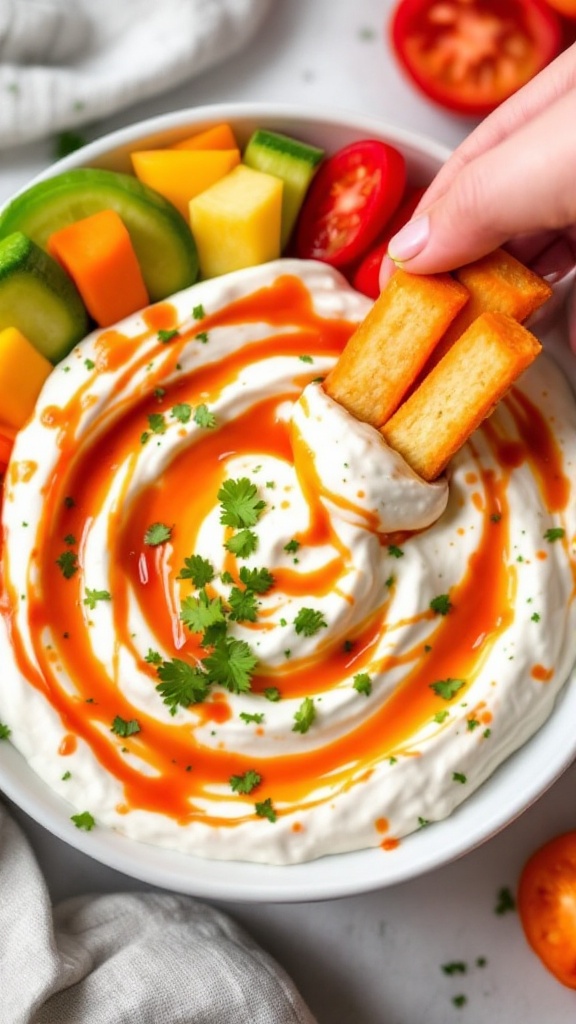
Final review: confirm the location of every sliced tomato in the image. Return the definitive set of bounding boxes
[390,0,562,116]
[295,140,406,268]
[518,831,576,989]
[351,185,426,298]
[543,0,576,18]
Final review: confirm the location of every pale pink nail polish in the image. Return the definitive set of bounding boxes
[388,214,430,263]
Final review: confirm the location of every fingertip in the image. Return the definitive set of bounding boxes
[387,214,430,264]
[378,254,396,290]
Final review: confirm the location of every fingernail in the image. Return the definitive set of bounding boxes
[388,214,430,264]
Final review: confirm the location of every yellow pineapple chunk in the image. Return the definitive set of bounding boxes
[0,326,52,435]
[188,164,283,278]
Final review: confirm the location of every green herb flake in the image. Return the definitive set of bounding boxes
[433,709,449,724]
[84,358,95,370]
[430,677,465,701]
[230,769,262,794]
[61,770,71,781]
[441,962,467,975]
[292,696,315,734]
[202,637,257,694]
[240,711,265,725]
[531,612,541,623]
[155,658,210,714]
[353,673,372,697]
[148,412,166,435]
[194,404,216,429]
[171,403,192,424]
[544,527,565,542]
[83,588,111,610]
[452,771,467,784]
[264,687,281,702]
[388,544,404,558]
[195,331,209,344]
[56,550,78,579]
[430,593,452,616]
[55,130,86,158]
[299,354,314,363]
[157,328,180,344]
[0,722,11,739]
[218,477,266,529]
[192,303,206,320]
[255,797,277,823]
[284,539,300,554]
[111,715,141,737]
[71,811,95,831]
[178,554,215,586]
[64,496,75,509]
[494,886,516,915]
[144,522,173,546]
[145,648,162,665]
[64,533,76,546]
[452,995,467,1009]
[294,607,327,637]
[224,529,258,558]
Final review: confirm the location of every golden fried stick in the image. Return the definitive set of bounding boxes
[381,311,542,481]
[426,248,552,369]
[324,269,469,427]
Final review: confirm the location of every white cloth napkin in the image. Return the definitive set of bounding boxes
[0,801,318,1024]
[0,0,272,148]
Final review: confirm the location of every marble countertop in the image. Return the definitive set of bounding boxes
[2,2,576,1020]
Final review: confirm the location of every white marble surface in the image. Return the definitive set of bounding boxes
[2,1,576,1021]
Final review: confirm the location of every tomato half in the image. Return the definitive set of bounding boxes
[295,140,406,268]
[543,0,576,18]
[518,831,576,989]
[390,0,563,116]
[351,185,426,298]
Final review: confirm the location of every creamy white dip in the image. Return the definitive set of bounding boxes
[1,258,575,864]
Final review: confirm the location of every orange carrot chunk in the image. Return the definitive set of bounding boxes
[47,209,149,327]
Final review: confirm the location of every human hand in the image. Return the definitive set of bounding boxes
[381,42,576,350]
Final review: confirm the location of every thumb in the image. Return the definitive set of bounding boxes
[387,89,576,275]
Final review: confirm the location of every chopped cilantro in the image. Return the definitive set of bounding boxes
[240,711,265,725]
[84,358,95,370]
[192,303,205,320]
[544,527,565,542]
[202,637,257,694]
[111,716,141,737]
[467,718,480,731]
[56,550,78,578]
[418,816,430,829]
[144,522,172,546]
[494,886,516,915]
[61,770,71,781]
[292,696,315,734]
[220,570,234,585]
[224,529,258,558]
[299,354,313,363]
[171,403,192,423]
[145,648,162,665]
[156,658,210,714]
[430,677,465,700]
[71,811,95,831]
[64,533,76,546]
[228,587,259,622]
[218,477,266,529]
[264,687,281,702]
[433,709,449,724]
[55,130,86,158]
[452,995,467,1009]
[64,496,75,509]
[294,607,327,637]
[452,771,467,784]
[180,590,225,634]
[229,769,262,794]
[238,566,274,593]
[388,545,404,558]
[0,722,11,739]
[148,412,166,434]
[194,403,216,429]
[490,512,502,523]
[284,539,300,554]
[353,672,372,696]
[195,331,209,344]
[157,328,180,343]
[178,554,215,586]
[430,593,452,615]
[255,797,277,822]
[531,612,541,623]
[83,588,111,610]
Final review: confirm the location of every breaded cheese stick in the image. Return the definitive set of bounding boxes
[324,269,469,427]
[381,311,542,481]
[426,249,552,368]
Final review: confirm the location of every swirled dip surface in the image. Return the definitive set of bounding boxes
[1,259,576,864]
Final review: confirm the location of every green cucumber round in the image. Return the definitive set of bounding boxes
[0,168,199,303]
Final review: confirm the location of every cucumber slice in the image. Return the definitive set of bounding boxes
[0,168,199,302]
[0,232,89,363]
[243,130,324,249]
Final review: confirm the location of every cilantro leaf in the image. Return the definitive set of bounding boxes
[430,594,452,616]
[218,477,266,529]
[177,554,215,587]
[284,539,300,554]
[145,648,162,665]
[229,769,262,794]
[0,722,11,739]
[430,677,465,700]
[111,715,141,737]
[255,797,277,822]
[388,545,404,558]
[544,527,565,542]
[292,696,316,734]
[148,412,166,434]
[180,589,226,635]
[171,403,192,424]
[192,303,205,320]
[238,566,274,594]
[264,687,281,702]
[228,587,259,623]
[56,550,78,578]
[494,886,516,915]
[224,529,258,558]
[453,771,467,784]
[156,658,210,714]
[294,607,327,637]
[202,638,257,694]
[157,328,180,343]
[353,672,372,696]
[83,588,111,610]
[71,811,95,831]
[240,711,264,724]
[144,522,172,546]
[194,404,216,429]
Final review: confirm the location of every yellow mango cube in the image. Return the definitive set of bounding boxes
[131,149,240,219]
[189,164,283,279]
[171,123,238,151]
[0,326,52,435]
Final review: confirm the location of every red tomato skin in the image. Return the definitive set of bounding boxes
[389,0,563,117]
[351,185,426,298]
[518,831,576,989]
[544,0,576,18]
[296,140,406,269]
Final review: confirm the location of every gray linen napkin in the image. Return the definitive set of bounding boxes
[0,0,272,148]
[0,802,318,1024]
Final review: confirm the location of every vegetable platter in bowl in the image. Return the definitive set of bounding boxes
[0,104,575,903]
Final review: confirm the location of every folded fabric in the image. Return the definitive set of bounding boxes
[0,0,272,149]
[0,801,318,1024]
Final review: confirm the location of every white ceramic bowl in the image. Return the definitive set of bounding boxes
[1,103,575,903]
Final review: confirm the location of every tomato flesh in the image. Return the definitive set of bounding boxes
[390,0,562,116]
[518,831,576,989]
[296,140,406,268]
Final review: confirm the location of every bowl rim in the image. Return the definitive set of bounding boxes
[2,101,575,903]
